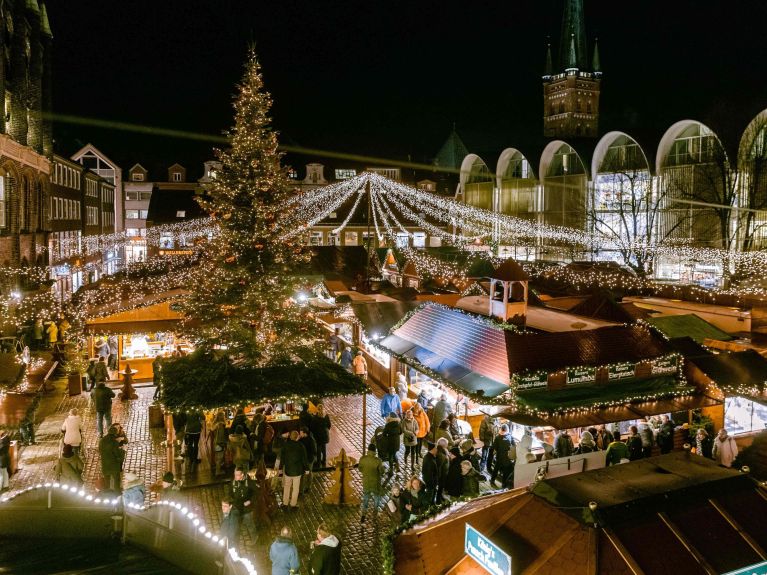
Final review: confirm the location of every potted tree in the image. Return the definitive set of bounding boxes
[66,354,88,396]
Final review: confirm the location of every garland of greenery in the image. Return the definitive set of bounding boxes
[157,349,367,413]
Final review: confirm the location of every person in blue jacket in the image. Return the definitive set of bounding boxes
[269,526,300,575]
[379,387,402,419]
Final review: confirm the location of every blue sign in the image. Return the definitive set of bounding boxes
[722,562,767,575]
[464,523,511,575]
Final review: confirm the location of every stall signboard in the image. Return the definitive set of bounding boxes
[651,356,678,375]
[722,561,767,575]
[465,523,511,575]
[608,363,635,381]
[516,372,548,392]
[566,366,596,386]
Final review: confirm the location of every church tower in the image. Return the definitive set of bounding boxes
[543,0,601,139]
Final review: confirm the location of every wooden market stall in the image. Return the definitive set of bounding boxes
[394,453,767,575]
[84,292,190,381]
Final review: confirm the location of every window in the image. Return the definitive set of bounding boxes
[132,172,145,181]
[160,233,174,249]
[140,210,148,219]
[309,231,323,246]
[0,176,5,228]
[86,206,98,225]
[334,169,356,180]
[172,172,182,182]
[126,191,140,201]
[413,232,426,248]
[176,210,186,218]
[126,210,139,219]
[396,232,409,248]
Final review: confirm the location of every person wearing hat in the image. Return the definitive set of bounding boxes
[352,350,368,379]
[339,347,353,371]
[98,425,125,492]
[490,424,515,488]
[430,394,452,440]
[445,446,465,499]
[122,472,146,506]
[151,471,182,500]
[461,460,481,498]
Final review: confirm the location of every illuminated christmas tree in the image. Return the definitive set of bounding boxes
[185,48,322,366]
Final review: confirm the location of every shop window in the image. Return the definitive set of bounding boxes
[160,233,174,249]
[412,232,426,248]
[396,232,409,248]
[725,396,767,435]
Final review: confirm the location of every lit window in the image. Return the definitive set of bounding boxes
[176,210,186,218]
[172,172,182,182]
[126,210,139,219]
[334,169,356,180]
[132,172,144,182]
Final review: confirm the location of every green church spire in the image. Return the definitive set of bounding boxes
[558,0,587,71]
[592,37,601,74]
[543,43,553,78]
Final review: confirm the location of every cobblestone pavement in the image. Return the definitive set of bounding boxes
[8,386,491,574]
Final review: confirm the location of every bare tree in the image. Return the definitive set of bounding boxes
[589,144,685,278]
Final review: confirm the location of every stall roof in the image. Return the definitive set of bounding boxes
[690,349,767,403]
[647,313,734,343]
[498,393,720,429]
[505,324,670,374]
[666,335,714,359]
[351,301,421,339]
[397,454,767,575]
[566,290,652,323]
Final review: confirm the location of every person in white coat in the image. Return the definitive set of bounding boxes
[712,428,739,468]
[61,408,84,455]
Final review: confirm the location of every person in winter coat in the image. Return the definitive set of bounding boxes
[0,430,9,491]
[278,430,309,509]
[352,350,368,379]
[695,428,714,459]
[269,526,300,575]
[490,425,515,488]
[657,415,675,454]
[46,321,58,347]
[380,414,402,475]
[712,428,738,467]
[595,425,615,451]
[339,347,353,370]
[395,373,409,402]
[401,477,430,521]
[434,419,453,448]
[401,409,420,471]
[309,522,342,575]
[310,404,331,469]
[92,380,115,437]
[122,472,146,506]
[250,412,268,462]
[228,426,253,473]
[61,408,84,455]
[411,403,430,462]
[461,460,481,497]
[605,437,630,466]
[229,467,256,541]
[231,408,250,440]
[421,441,439,504]
[380,387,402,419]
[578,429,596,453]
[219,497,241,549]
[430,394,452,438]
[358,443,385,522]
[299,426,317,494]
[55,442,84,486]
[416,389,429,410]
[554,430,574,458]
[99,426,125,492]
[211,410,228,476]
[460,439,481,471]
[184,411,204,466]
[435,438,450,503]
[93,356,109,384]
[637,420,655,458]
[444,447,465,498]
[627,426,643,461]
[32,318,44,350]
[479,414,495,472]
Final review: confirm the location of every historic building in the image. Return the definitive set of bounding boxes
[0,1,53,269]
[48,154,116,299]
[542,0,601,139]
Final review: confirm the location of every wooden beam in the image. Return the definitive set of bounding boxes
[601,528,647,575]
[709,498,767,560]
[657,512,717,575]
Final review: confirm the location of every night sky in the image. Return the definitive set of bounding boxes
[46,0,767,177]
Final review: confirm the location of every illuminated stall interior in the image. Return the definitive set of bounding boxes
[85,291,191,381]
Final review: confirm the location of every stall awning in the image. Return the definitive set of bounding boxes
[379,333,509,398]
[647,313,734,343]
[498,390,721,429]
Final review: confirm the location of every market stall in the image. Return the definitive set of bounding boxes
[85,295,191,381]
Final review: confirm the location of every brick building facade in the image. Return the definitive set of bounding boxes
[0,1,54,270]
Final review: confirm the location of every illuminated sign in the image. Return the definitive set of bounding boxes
[465,523,511,575]
[651,356,678,375]
[566,366,596,385]
[516,372,548,391]
[721,561,767,575]
[608,363,635,380]
[158,250,194,256]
